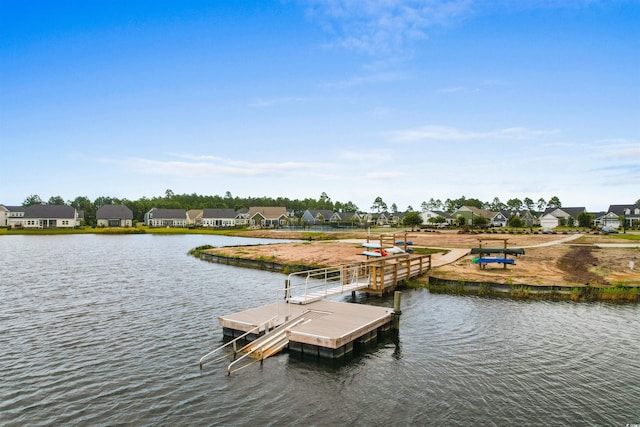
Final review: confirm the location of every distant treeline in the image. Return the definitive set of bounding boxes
[21,190,358,227]
[16,190,591,227]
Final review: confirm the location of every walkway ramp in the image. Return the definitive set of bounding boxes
[287,279,370,304]
[285,264,371,305]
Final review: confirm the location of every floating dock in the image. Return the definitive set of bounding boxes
[219,300,395,360]
[196,232,545,374]
[199,253,426,373]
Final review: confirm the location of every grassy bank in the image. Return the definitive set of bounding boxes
[413,276,639,303]
[0,226,248,236]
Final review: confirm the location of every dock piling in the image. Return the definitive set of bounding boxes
[393,291,402,330]
[393,291,402,314]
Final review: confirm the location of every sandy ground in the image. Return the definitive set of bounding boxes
[207,230,640,287]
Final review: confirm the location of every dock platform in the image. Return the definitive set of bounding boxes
[219,300,395,359]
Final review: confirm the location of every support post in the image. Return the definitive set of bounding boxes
[284,279,291,300]
[393,291,402,314]
[393,291,402,330]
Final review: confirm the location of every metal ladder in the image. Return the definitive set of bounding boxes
[225,312,310,375]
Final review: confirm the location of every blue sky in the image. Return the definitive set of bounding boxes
[1,1,638,212]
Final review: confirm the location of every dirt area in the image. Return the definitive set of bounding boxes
[207,230,640,287]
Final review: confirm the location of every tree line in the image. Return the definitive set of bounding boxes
[14,190,592,228]
[20,190,358,227]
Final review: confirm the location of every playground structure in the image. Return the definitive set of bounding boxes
[471,238,524,269]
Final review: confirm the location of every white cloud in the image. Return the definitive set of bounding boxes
[101,154,337,178]
[306,0,473,55]
[388,125,561,143]
[593,139,640,160]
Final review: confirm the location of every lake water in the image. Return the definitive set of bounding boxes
[1,234,638,426]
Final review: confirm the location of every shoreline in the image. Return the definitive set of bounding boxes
[193,249,639,303]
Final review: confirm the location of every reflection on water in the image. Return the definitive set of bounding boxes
[0,234,638,426]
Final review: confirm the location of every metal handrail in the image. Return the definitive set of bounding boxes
[198,315,278,369]
[285,263,371,303]
[226,312,310,375]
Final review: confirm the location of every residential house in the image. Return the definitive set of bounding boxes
[186,209,203,227]
[1,205,25,228]
[453,206,497,226]
[593,211,617,229]
[144,208,187,227]
[359,211,391,226]
[201,208,237,228]
[0,205,8,227]
[234,208,249,226]
[420,210,455,227]
[247,206,288,228]
[300,209,336,225]
[96,204,134,227]
[334,211,362,225]
[11,204,78,229]
[387,212,404,226]
[539,207,586,229]
[499,210,538,227]
[607,204,640,229]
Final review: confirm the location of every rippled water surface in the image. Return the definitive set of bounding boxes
[1,234,638,426]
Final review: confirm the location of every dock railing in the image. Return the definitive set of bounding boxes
[284,263,370,304]
[199,315,278,369]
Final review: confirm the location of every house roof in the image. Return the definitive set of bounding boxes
[1,205,25,212]
[593,211,615,220]
[24,204,76,218]
[423,210,454,219]
[336,211,360,221]
[97,204,134,220]
[307,209,334,219]
[202,208,236,218]
[608,204,640,216]
[150,208,186,219]
[457,206,497,220]
[500,209,535,218]
[247,206,287,219]
[542,207,586,218]
[186,209,203,221]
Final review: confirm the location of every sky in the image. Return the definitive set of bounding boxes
[1,1,638,212]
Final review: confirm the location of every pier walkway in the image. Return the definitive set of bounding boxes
[285,253,432,304]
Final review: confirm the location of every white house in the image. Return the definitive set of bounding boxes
[0,205,8,227]
[453,206,497,227]
[247,206,288,228]
[96,204,134,227]
[608,204,640,229]
[201,208,237,228]
[420,210,454,226]
[593,211,620,229]
[539,207,586,229]
[144,208,187,227]
[12,204,78,229]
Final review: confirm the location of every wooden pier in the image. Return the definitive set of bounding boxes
[200,253,430,373]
